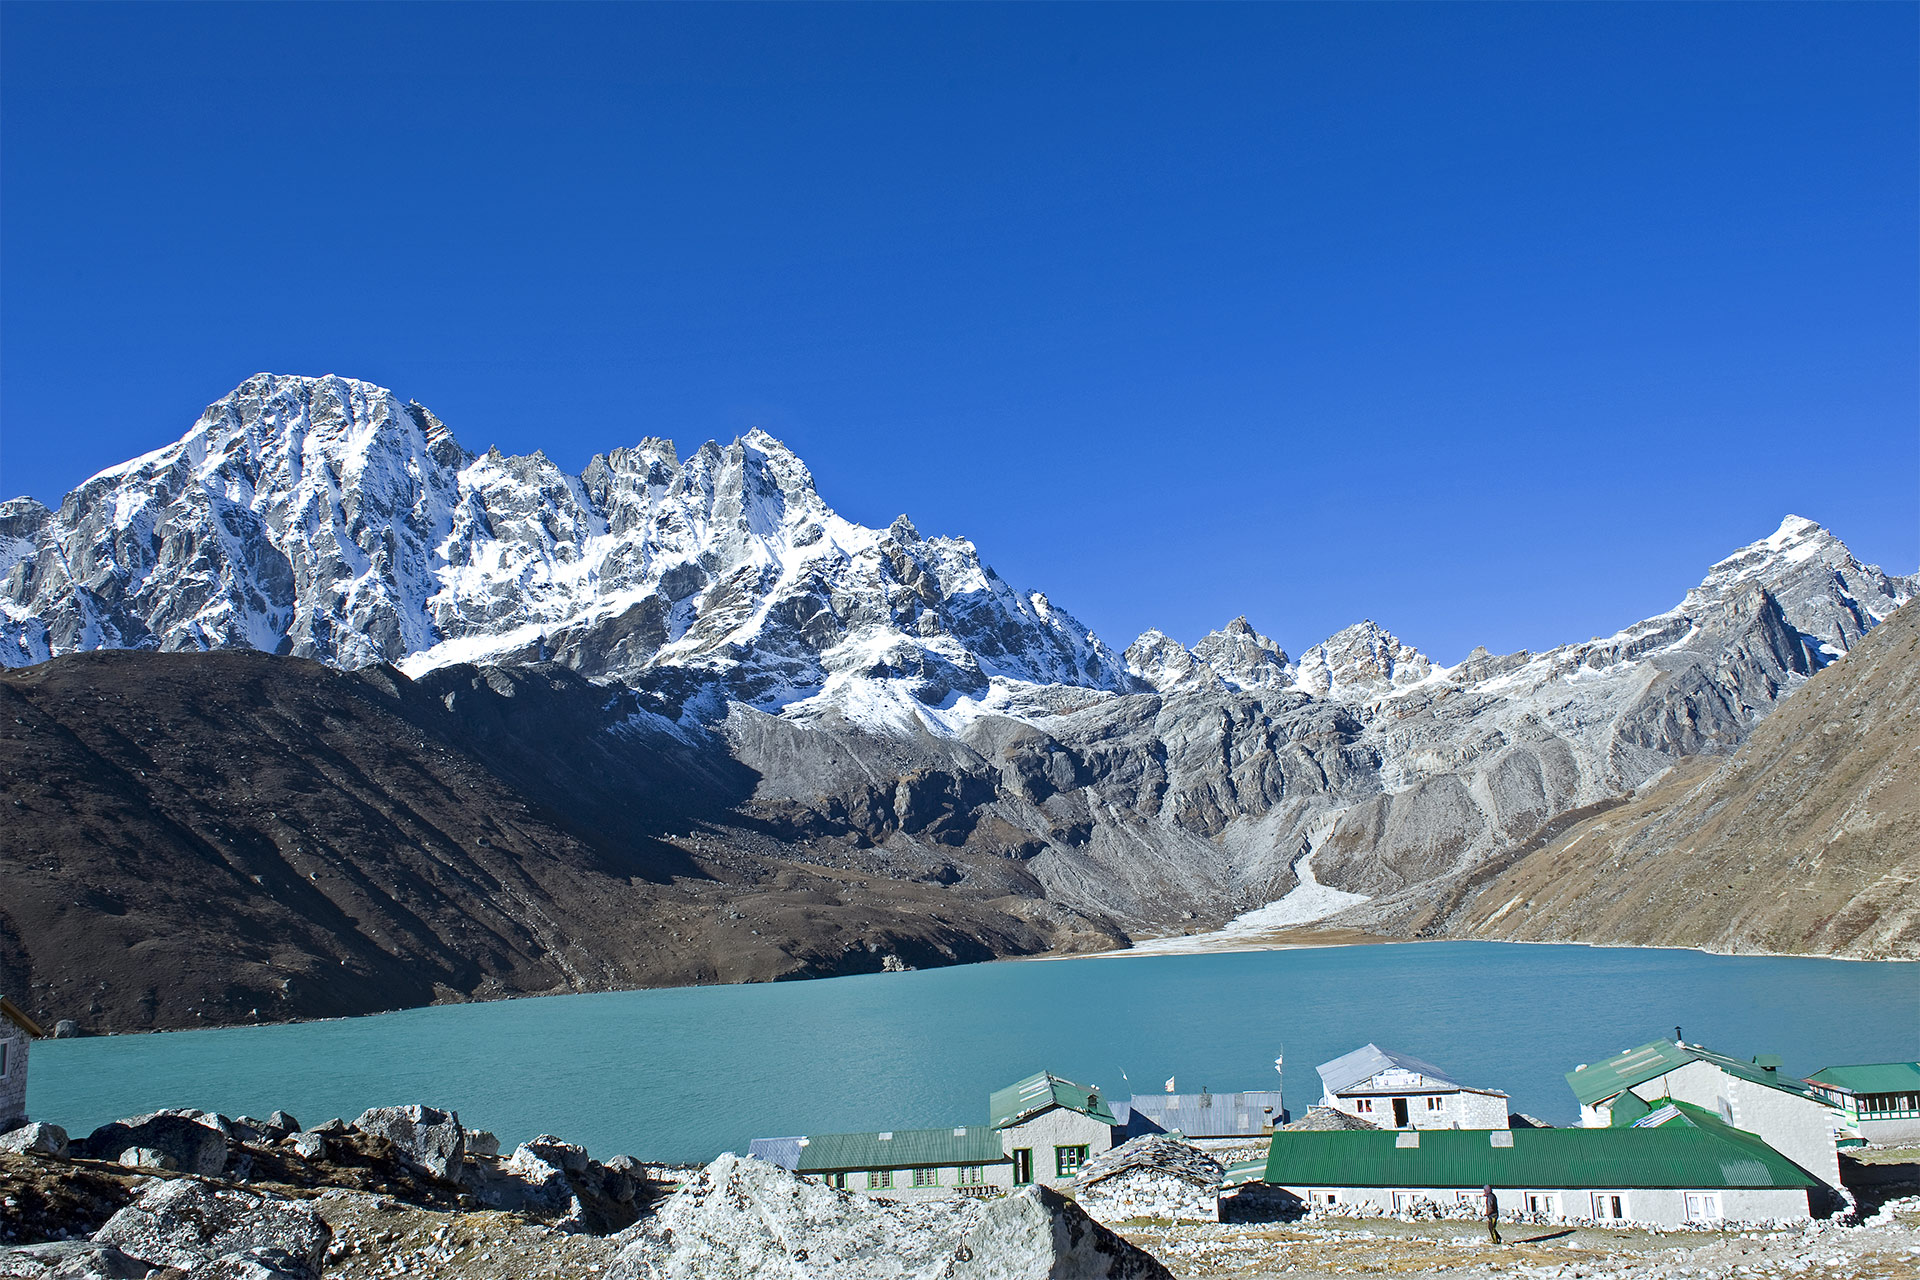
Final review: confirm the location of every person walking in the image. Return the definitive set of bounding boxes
[1483,1184,1501,1244]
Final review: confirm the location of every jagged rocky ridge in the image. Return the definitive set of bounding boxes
[4,374,1916,997]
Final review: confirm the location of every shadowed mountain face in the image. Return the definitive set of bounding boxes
[0,651,1116,1033]
[1,375,1915,1032]
[1431,600,1920,959]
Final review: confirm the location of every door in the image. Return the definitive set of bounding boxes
[1012,1148,1033,1185]
[1392,1097,1410,1127]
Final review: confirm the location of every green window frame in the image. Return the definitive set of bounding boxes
[826,1172,847,1189]
[957,1164,988,1186]
[1054,1145,1090,1178]
[867,1169,893,1190]
[1012,1148,1033,1185]
[911,1166,939,1188]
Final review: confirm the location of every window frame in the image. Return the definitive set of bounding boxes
[1054,1144,1090,1178]
[911,1166,939,1189]
[867,1169,893,1190]
[1011,1148,1033,1185]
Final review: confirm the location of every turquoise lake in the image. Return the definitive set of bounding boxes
[29,942,1919,1164]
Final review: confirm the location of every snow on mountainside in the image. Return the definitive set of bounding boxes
[5,373,1917,946]
[0,374,1132,723]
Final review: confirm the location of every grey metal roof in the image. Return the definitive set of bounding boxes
[1126,1091,1285,1139]
[747,1137,804,1170]
[1316,1044,1466,1096]
[788,1125,1009,1173]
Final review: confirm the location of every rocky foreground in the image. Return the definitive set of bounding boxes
[4,1107,1919,1280]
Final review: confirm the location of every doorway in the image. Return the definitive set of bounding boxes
[1392,1097,1410,1127]
[1012,1148,1033,1185]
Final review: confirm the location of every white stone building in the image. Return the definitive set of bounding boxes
[1315,1044,1510,1131]
[746,1070,1119,1201]
[1567,1039,1855,1194]
[1253,1103,1817,1228]
[0,996,44,1132]
[1805,1063,1920,1146]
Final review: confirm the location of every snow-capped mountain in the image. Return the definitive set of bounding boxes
[1,374,1131,719]
[5,374,1914,940]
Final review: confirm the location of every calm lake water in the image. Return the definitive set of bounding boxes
[30,942,1919,1164]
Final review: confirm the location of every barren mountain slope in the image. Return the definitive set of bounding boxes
[0,650,1117,1033]
[1430,601,1920,958]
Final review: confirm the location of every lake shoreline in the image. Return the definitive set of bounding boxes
[42,930,1916,1043]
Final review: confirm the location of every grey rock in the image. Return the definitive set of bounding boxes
[609,1152,976,1280]
[519,1134,588,1175]
[0,1240,151,1279]
[118,1149,175,1171]
[350,1106,463,1185]
[284,1132,324,1162]
[83,1113,229,1177]
[183,1249,314,1280]
[49,1021,79,1040]
[91,1180,329,1279]
[950,1184,1173,1279]
[264,1113,299,1136]
[306,1119,345,1136]
[463,1128,499,1158]
[470,1142,579,1222]
[0,1122,68,1156]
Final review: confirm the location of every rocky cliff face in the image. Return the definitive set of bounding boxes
[1431,599,1920,958]
[3,375,1915,991]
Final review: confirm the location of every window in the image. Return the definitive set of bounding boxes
[867,1170,893,1190]
[1322,1192,1339,1206]
[1355,1099,1373,1113]
[1392,1192,1423,1212]
[1012,1149,1033,1185]
[826,1172,847,1190]
[1526,1194,1557,1216]
[0,1041,8,1078]
[911,1167,938,1188]
[1684,1193,1721,1222]
[1591,1193,1626,1221]
[1055,1145,1090,1178]
[957,1164,988,1186]
[1426,1096,1441,1111]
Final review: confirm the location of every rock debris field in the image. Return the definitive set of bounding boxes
[2,1104,1916,1279]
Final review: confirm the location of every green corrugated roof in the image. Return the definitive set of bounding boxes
[1260,1124,1817,1191]
[793,1125,1008,1172]
[1806,1063,1920,1096]
[989,1071,1119,1128]
[1566,1039,1822,1108]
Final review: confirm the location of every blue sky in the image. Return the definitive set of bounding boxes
[2,3,1914,663]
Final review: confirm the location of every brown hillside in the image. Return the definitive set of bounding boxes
[1444,602,1920,958]
[0,651,1106,1033]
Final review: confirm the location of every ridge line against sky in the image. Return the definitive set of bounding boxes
[1,2,1915,663]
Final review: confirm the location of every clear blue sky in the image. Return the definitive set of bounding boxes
[2,3,1914,663]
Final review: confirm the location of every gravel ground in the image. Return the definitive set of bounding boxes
[1118,1202,1920,1280]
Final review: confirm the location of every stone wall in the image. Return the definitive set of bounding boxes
[0,1025,27,1129]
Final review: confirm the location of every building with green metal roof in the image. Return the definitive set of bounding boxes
[746,1069,1120,1201]
[1806,1062,1920,1145]
[1565,1037,1854,1197]
[1252,1108,1817,1228]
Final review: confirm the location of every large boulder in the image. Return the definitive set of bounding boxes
[607,1154,1168,1280]
[350,1106,464,1185]
[182,1249,315,1280]
[950,1186,1172,1278]
[0,1241,150,1279]
[80,1113,230,1177]
[90,1180,330,1280]
[0,1123,69,1157]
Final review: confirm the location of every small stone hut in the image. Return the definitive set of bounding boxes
[1074,1135,1224,1224]
[0,995,46,1131]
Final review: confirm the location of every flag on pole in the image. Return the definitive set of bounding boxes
[1165,1076,1176,1093]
